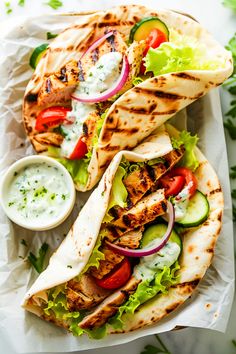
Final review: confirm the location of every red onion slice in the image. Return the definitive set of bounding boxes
[106,201,175,258]
[80,31,115,59]
[71,55,129,103]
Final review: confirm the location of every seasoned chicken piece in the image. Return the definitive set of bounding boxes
[115,227,143,249]
[81,111,100,151]
[113,189,167,235]
[79,277,141,329]
[123,167,156,206]
[123,147,185,206]
[38,60,79,106]
[38,30,127,106]
[120,40,146,93]
[90,247,124,280]
[66,274,111,311]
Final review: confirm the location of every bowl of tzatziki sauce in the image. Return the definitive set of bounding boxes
[0,155,76,231]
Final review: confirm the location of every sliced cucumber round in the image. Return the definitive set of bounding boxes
[30,43,49,69]
[177,190,209,228]
[129,17,169,43]
[141,223,182,249]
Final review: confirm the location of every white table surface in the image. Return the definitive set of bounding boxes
[0,1,235,354]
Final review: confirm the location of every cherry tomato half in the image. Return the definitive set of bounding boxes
[140,28,168,74]
[69,138,88,160]
[146,28,168,50]
[94,258,131,290]
[35,106,71,132]
[169,167,198,197]
[160,175,185,198]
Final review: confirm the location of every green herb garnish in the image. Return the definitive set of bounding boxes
[18,0,25,6]
[20,239,28,247]
[141,334,171,354]
[47,31,58,39]
[45,0,63,10]
[28,243,49,273]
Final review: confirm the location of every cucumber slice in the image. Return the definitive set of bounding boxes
[177,190,209,228]
[141,223,182,249]
[129,17,169,43]
[30,43,49,69]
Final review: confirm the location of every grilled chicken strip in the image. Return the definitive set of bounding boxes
[113,189,167,236]
[123,147,185,206]
[38,30,127,106]
[90,227,143,279]
[79,276,141,329]
[114,227,143,249]
[90,247,124,280]
[66,274,111,311]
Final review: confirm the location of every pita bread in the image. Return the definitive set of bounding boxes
[23,5,232,191]
[22,124,223,335]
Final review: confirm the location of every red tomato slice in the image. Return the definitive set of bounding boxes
[146,28,168,49]
[35,106,71,132]
[94,258,131,290]
[140,28,168,74]
[69,138,88,160]
[160,175,185,198]
[169,167,198,197]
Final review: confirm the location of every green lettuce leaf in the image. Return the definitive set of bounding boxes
[44,285,106,338]
[145,31,225,76]
[103,166,128,222]
[110,261,180,329]
[132,76,144,86]
[47,146,89,186]
[171,130,199,171]
[81,229,107,275]
[91,110,108,149]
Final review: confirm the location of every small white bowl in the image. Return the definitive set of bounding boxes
[0,155,76,231]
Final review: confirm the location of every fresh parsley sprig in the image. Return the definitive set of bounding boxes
[45,0,63,10]
[28,242,49,273]
[141,335,171,354]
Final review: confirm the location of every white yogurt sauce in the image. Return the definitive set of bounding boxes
[61,52,122,158]
[6,163,70,224]
[173,183,192,220]
[134,241,181,281]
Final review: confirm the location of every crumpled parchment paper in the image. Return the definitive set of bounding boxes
[0,13,234,354]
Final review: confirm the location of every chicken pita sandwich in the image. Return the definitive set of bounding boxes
[22,124,223,338]
[23,5,232,191]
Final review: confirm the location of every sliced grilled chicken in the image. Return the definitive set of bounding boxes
[90,247,124,280]
[119,40,146,94]
[123,147,185,206]
[38,60,79,106]
[112,189,167,236]
[38,31,127,106]
[79,276,140,329]
[114,227,143,249]
[81,111,100,151]
[66,274,111,311]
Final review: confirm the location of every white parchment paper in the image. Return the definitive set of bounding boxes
[0,13,234,353]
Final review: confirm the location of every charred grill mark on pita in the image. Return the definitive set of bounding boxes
[172,72,201,81]
[209,187,222,195]
[116,103,157,115]
[25,93,38,102]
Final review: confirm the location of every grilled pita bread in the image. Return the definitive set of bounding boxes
[22,124,223,335]
[23,4,232,191]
